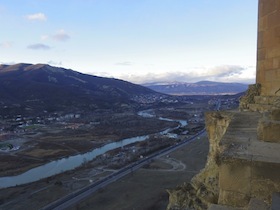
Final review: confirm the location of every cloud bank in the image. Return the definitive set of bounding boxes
[52,29,70,42]
[27,43,50,50]
[25,13,47,21]
[42,29,70,42]
[47,60,62,66]
[0,41,13,48]
[115,61,133,66]
[116,65,256,84]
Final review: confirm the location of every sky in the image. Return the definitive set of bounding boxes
[0,0,258,84]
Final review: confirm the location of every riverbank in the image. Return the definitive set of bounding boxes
[0,133,209,210]
[0,112,179,177]
[69,133,209,210]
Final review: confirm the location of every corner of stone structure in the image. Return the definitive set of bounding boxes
[239,83,261,111]
[167,112,233,210]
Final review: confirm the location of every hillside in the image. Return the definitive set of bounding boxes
[144,81,248,95]
[0,63,161,116]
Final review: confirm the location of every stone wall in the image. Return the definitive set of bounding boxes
[257,0,280,96]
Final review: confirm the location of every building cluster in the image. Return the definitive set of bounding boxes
[132,94,178,104]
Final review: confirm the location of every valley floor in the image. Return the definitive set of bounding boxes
[0,133,209,210]
[68,133,209,210]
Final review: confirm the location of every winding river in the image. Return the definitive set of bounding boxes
[0,110,187,189]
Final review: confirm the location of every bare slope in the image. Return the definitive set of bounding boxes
[0,63,159,115]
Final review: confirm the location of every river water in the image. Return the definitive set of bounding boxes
[0,110,187,188]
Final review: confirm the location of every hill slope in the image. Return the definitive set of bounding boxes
[0,63,159,115]
[144,81,248,95]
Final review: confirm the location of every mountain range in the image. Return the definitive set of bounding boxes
[143,81,249,95]
[0,63,160,115]
[0,63,248,116]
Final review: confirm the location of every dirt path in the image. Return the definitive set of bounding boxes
[151,157,186,171]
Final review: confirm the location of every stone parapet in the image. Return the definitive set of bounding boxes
[254,96,280,106]
[248,104,273,112]
[218,111,280,207]
[247,96,280,112]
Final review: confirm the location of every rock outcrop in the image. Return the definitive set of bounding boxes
[167,112,232,210]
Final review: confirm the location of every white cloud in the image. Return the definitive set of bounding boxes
[27,43,50,50]
[115,61,133,66]
[25,13,47,21]
[116,65,256,84]
[52,29,70,42]
[0,41,13,48]
[0,61,16,65]
[41,35,49,41]
[47,60,62,66]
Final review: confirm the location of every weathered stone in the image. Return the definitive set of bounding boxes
[271,109,280,120]
[257,119,280,142]
[257,0,280,96]
[250,179,280,203]
[208,204,244,210]
[219,162,251,195]
[247,198,270,210]
[254,96,280,105]
[239,84,261,111]
[218,189,250,208]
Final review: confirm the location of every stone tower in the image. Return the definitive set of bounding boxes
[257,0,280,96]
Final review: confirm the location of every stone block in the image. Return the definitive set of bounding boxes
[257,48,266,61]
[254,96,280,105]
[260,0,277,16]
[208,204,244,210]
[271,109,280,120]
[277,1,280,10]
[218,189,250,207]
[251,179,280,204]
[258,16,268,31]
[219,162,251,194]
[267,10,280,28]
[273,58,280,69]
[275,26,280,37]
[262,29,280,48]
[248,198,270,210]
[248,104,273,112]
[265,69,280,82]
[266,47,280,58]
[257,120,280,142]
[252,161,280,183]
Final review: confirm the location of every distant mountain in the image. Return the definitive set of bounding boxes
[0,63,160,115]
[143,81,249,95]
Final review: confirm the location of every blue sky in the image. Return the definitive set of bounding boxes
[0,0,258,84]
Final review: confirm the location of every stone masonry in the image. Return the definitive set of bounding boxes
[167,0,280,209]
[257,0,280,96]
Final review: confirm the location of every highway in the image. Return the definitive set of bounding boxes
[41,129,206,210]
[41,100,221,210]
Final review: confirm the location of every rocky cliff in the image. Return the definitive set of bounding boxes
[167,112,233,210]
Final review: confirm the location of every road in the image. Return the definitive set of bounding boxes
[41,129,206,210]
